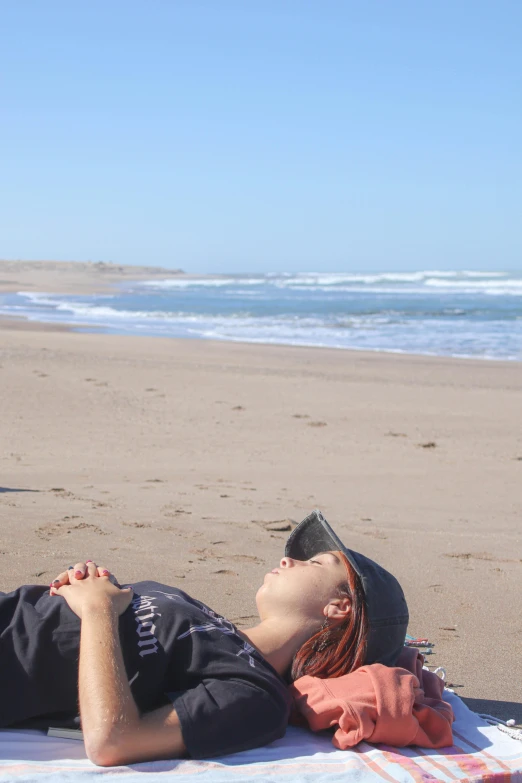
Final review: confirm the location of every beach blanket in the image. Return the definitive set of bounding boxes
[0,691,520,782]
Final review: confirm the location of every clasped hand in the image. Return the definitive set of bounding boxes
[50,560,133,619]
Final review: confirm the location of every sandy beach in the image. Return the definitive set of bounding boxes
[1,262,521,724]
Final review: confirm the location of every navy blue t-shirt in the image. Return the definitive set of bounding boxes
[0,582,291,758]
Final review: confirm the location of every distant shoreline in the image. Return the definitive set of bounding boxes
[0,259,186,295]
[1,262,521,363]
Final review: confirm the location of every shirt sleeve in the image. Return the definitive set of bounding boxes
[167,677,290,759]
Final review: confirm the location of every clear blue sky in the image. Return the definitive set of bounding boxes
[2,1,521,273]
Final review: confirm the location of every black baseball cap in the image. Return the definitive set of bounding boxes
[285,509,409,666]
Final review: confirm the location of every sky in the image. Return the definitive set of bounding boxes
[1,1,521,273]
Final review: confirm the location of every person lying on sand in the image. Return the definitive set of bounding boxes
[0,510,408,766]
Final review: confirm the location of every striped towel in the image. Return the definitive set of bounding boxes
[0,691,520,782]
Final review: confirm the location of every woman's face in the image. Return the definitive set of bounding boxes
[256,550,349,623]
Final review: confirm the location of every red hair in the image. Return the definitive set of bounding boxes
[290,552,368,681]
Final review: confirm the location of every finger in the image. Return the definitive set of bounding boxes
[71,561,88,581]
[86,561,98,578]
[96,565,111,579]
[50,565,75,594]
[51,569,71,589]
[121,586,134,608]
[50,583,67,596]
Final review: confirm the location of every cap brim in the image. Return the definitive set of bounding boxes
[285,509,362,581]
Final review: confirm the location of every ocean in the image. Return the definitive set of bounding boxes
[2,270,522,361]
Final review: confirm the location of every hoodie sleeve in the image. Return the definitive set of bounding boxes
[290,664,454,750]
[289,669,379,747]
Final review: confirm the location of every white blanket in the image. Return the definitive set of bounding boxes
[1,692,521,782]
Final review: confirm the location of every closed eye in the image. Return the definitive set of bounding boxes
[309,559,321,565]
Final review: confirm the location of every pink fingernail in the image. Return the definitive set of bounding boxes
[102,569,109,575]
[75,570,83,578]
[86,560,93,564]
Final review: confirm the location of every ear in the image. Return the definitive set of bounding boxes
[323,596,351,625]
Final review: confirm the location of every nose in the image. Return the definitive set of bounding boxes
[279,557,299,568]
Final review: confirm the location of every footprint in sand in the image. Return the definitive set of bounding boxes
[69,521,107,534]
[36,521,108,540]
[234,554,264,564]
[418,441,437,448]
[308,421,327,427]
[122,522,152,529]
[214,570,237,576]
[189,547,225,561]
[443,552,520,564]
[361,529,388,540]
[49,488,75,498]
[161,505,192,517]
[253,519,297,533]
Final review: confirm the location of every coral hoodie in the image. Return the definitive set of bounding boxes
[289,647,454,749]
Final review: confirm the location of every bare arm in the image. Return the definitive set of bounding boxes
[80,603,186,765]
[54,563,186,766]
